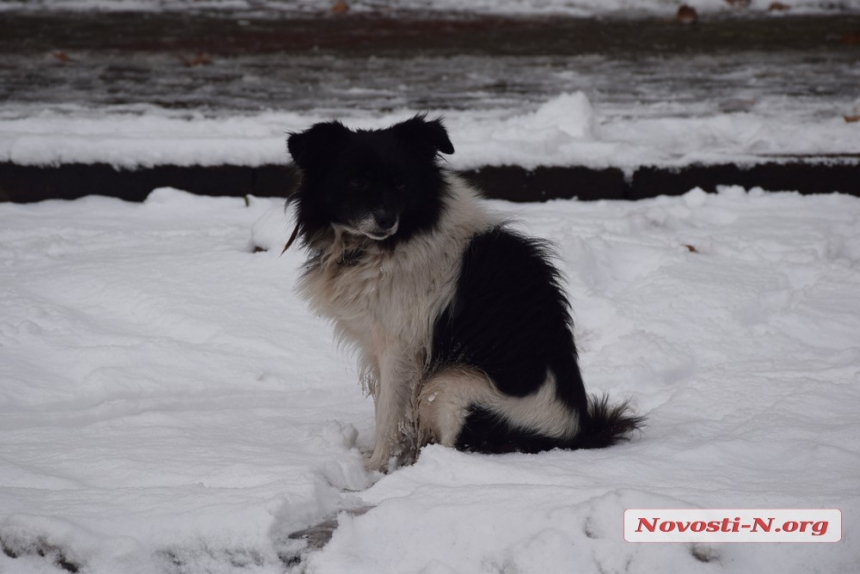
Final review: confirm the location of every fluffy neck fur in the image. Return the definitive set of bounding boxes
[295,174,496,392]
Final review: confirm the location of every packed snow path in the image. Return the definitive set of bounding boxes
[1,187,858,573]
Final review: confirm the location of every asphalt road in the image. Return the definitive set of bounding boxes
[1,12,858,113]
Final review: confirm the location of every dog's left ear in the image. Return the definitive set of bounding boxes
[392,115,455,159]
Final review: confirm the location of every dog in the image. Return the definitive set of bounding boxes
[286,115,643,472]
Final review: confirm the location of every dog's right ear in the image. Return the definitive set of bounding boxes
[287,121,350,169]
[392,115,455,159]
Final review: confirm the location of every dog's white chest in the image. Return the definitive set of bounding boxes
[302,254,390,319]
[299,239,462,357]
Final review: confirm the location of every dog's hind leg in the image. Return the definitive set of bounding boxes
[416,367,496,448]
[416,367,583,454]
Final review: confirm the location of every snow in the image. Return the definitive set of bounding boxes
[1,0,856,16]
[2,185,859,573]
[3,92,859,173]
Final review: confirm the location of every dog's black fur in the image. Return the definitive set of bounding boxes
[431,226,588,451]
[287,115,642,468]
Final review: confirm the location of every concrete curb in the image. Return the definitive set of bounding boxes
[1,161,857,204]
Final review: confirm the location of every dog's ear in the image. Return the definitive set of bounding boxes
[287,121,350,169]
[392,115,455,159]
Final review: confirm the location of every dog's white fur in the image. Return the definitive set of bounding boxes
[297,175,580,470]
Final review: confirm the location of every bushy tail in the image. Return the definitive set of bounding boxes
[568,394,645,450]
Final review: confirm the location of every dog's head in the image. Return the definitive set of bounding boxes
[287,115,454,247]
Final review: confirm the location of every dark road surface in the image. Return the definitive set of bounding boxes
[2,13,858,113]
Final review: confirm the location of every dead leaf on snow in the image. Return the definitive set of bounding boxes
[177,53,213,67]
[330,1,349,15]
[676,5,698,24]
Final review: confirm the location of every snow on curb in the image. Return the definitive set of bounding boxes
[0,0,855,16]
[2,93,859,173]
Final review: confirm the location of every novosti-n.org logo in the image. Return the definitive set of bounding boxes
[624,509,841,543]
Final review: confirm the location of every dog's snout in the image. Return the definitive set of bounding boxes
[373,211,398,231]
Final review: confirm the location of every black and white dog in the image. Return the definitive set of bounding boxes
[286,115,642,472]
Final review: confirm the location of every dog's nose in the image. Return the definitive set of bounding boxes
[373,211,398,231]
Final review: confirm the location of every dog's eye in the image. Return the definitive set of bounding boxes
[349,178,368,191]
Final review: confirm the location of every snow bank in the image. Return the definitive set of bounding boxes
[1,0,856,16]
[2,92,858,171]
[1,186,859,573]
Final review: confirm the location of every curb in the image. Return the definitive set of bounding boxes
[1,162,858,204]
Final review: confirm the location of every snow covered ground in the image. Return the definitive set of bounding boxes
[2,185,859,573]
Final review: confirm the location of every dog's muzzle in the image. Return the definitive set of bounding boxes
[365,217,399,240]
[343,213,400,241]
[367,211,399,239]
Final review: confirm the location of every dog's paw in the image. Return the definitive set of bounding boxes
[364,451,394,474]
[364,446,420,473]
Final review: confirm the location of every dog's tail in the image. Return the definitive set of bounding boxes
[568,394,645,450]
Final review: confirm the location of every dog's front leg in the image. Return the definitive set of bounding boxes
[366,351,420,472]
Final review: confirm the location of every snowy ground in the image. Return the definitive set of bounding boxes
[2,185,859,573]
